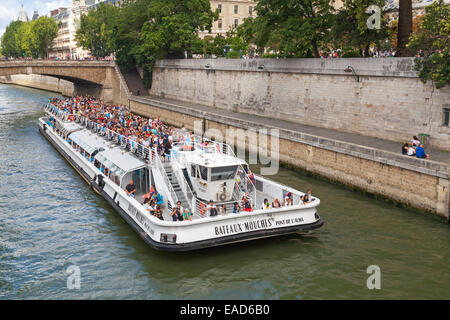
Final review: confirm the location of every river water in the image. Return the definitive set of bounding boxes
[0,84,448,300]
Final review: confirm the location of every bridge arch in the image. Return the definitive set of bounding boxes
[0,61,127,103]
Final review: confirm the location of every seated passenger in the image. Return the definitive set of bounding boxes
[207,200,218,217]
[221,204,227,215]
[125,180,136,197]
[233,202,241,214]
[156,193,164,206]
[300,195,308,204]
[144,200,156,214]
[171,206,182,221]
[284,195,293,206]
[305,189,315,203]
[272,198,282,208]
[154,205,164,220]
[262,198,270,210]
[242,196,252,212]
[183,208,193,221]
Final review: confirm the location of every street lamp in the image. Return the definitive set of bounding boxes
[344,66,359,82]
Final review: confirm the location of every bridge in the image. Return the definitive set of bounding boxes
[0,60,133,104]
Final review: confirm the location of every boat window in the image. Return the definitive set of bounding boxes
[210,165,238,181]
[191,164,197,178]
[199,165,208,181]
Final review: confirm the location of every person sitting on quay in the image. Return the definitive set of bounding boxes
[402,143,409,155]
[407,144,416,156]
[125,180,136,198]
[415,144,430,159]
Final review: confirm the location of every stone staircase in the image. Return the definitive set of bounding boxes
[164,163,191,212]
[119,66,148,96]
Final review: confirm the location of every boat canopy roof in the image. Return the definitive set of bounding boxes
[178,148,246,168]
[95,147,146,174]
[56,120,82,136]
[68,129,110,155]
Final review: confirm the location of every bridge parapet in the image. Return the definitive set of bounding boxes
[0,60,130,104]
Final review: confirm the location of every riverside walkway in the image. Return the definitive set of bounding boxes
[134,95,450,165]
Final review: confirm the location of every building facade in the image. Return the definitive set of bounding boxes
[199,0,257,38]
[49,0,123,59]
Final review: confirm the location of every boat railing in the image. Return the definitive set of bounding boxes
[152,148,179,211]
[234,165,257,207]
[45,104,154,163]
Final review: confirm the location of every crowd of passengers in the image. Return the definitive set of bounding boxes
[48,96,175,161]
[47,96,316,222]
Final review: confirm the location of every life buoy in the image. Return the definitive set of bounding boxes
[198,202,206,216]
[67,114,75,122]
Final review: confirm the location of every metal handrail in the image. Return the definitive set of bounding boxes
[152,148,178,211]
[45,103,153,163]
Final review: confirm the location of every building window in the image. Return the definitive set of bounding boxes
[249,6,253,15]
[234,19,238,29]
[444,108,450,126]
[218,4,222,13]
[218,19,222,29]
[234,5,238,14]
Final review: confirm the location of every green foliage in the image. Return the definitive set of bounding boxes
[32,17,59,58]
[225,50,241,59]
[1,17,57,58]
[331,0,388,56]
[236,0,335,58]
[75,2,119,58]
[1,21,24,57]
[408,0,449,88]
[78,0,217,86]
[342,49,361,57]
[192,35,227,57]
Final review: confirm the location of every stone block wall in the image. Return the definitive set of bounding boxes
[150,58,450,151]
[130,97,450,219]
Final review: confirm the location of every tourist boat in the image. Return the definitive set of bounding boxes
[38,104,323,251]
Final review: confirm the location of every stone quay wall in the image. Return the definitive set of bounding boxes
[130,96,450,220]
[150,58,450,151]
[0,74,75,96]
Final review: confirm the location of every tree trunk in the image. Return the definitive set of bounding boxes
[312,39,319,58]
[396,0,413,57]
[364,42,370,57]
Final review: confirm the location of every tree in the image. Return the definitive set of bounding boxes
[1,21,24,57]
[236,0,334,58]
[331,0,388,56]
[396,0,413,56]
[408,0,449,88]
[1,17,57,59]
[75,2,119,58]
[31,16,58,58]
